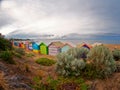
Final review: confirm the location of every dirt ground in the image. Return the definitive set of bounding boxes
[104,44,120,50]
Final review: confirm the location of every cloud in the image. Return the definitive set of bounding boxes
[0,0,120,35]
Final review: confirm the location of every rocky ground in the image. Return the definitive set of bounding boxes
[0,54,56,90]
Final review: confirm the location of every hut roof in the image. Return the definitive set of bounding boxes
[77,43,92,49]
[92,42,103,47]
[62,43,73,48]
[40,42,47,46]
[48,41,64,48]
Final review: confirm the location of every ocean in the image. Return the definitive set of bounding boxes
[31,39,120,46]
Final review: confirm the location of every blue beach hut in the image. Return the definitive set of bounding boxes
[61,43,72,53]
[32,42,40,53]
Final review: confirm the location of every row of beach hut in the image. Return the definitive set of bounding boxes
[13,41,73,55]
[13,41,101,56]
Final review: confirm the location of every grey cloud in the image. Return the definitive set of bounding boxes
[0,11,15,28]
[0,0,120,34]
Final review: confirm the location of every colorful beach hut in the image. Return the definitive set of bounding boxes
[32,42,40,53]
[25,41,29,50]
[13,41,19,47]
[19,42,22,48]
[40,42,48,55]
[28,42,33,50]
[21,42,25,49]
[61,43,72,53]
[48,41,64,56]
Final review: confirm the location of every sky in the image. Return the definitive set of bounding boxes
[0,0,120,36]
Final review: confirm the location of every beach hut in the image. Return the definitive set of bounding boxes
[32,42,40,53]
[77,43,92,49]
[13,41,19,47]
[61,43,72,53]
[48,41,64,55]
[92,42,103,47]
[19,42,22,48]
[28,43,33,50]
[40,42,48,55]
[25,41,29,50]
[21,42,25,49]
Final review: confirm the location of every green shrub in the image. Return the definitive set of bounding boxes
[32,76,88,90]
[32,76,59,90]
[67,47,89,60]
[56,53,86,76]
[82,63,100,79]
[115,61,120,72]
[87,45,116,78]
[0,37,12,51]
[13,52,22,58]
[112,49,120,61]
[26,53,35,57]
[57,77,87,90]
[0,51,15,64]
[47,76,59,90]
[36,58,56,66]
[32,76,46,90]
[14,48,25,55]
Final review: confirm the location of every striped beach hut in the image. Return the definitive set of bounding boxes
[48,41,64,56]
[32,42,40,53]
[25,41,29,50]
[61,43,72,53]
[40,42,48,55]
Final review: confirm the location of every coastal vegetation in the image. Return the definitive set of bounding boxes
[0,37,15,64]
[0,50,15,64]
[56,45,116,79]
[36,58,56,66]
[0,37,120,90]
[85,45,116,79]
[112,48,120,61]
[0,37,12,51]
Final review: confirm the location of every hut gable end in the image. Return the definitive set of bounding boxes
[48,41,64,55]
[40,42,48,55]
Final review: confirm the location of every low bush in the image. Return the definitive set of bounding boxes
[36,58,56,66]
[13,52,22,58]
[82,63,100,79]
[26,53,35,57]
[115,61,120,72]
[0,51,15,64]
[0,37,12,51]
[67,47,89,60]
[32,76,45,90]
[56,53,86,76]
[112,49,120,61]
[87,45,116,79]
[14,48,25,55]
[32,76,88,90]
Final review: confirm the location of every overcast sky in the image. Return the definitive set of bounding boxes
[0,0,120,36]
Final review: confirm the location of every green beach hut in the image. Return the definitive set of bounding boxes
[40,42,48,55]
